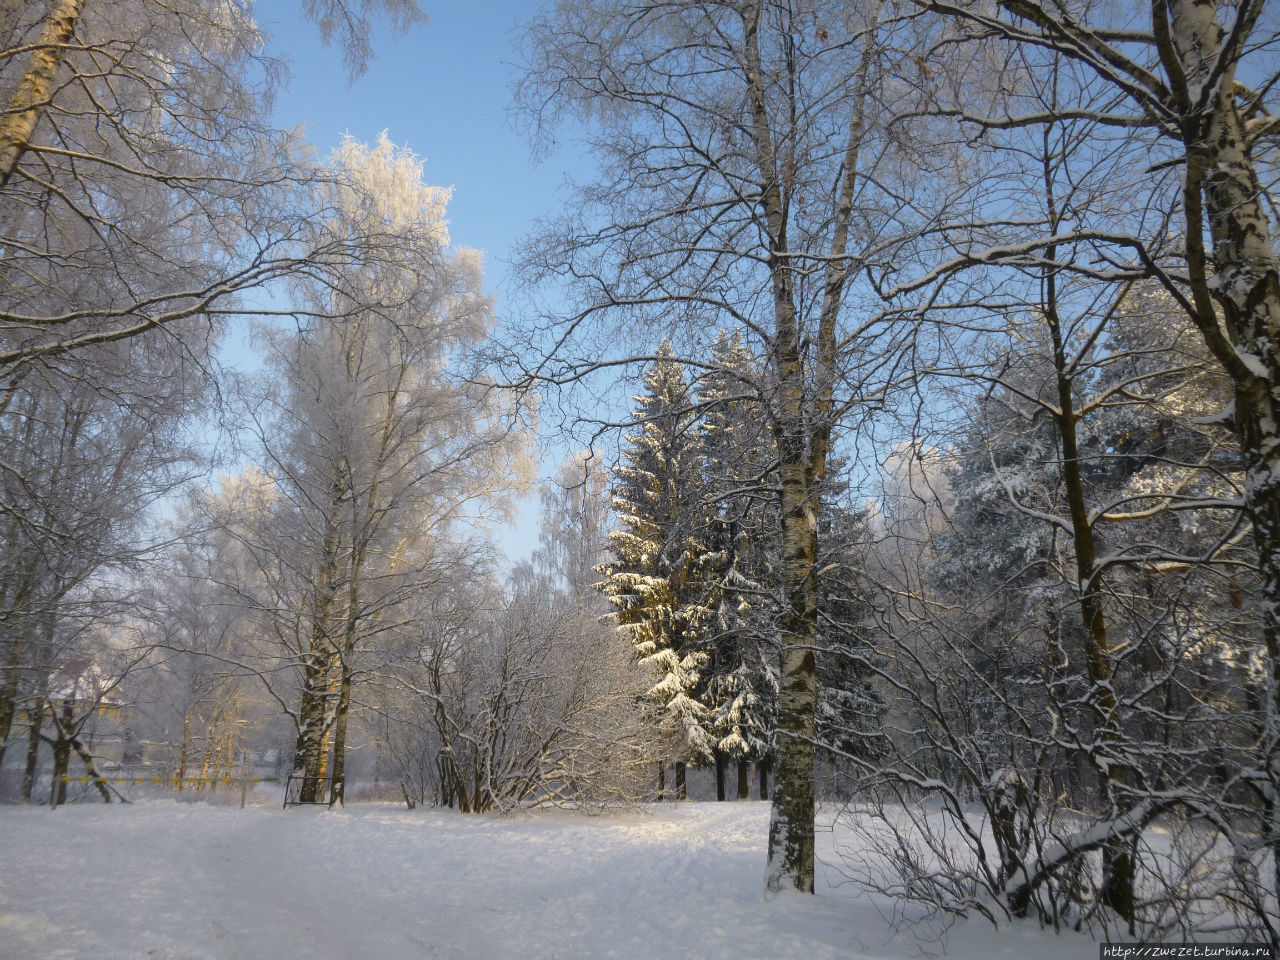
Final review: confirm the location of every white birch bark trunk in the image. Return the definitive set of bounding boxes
[740,2,819,893]
[1167,0,1280,909]
[0,0,83,193]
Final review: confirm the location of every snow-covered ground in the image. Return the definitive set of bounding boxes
[0,800,1095,960]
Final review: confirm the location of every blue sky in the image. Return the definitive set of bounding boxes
[253,0,581,295]
[248,0,587,564]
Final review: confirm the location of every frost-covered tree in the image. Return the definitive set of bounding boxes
[0,331,207,798]
[845,284,1254,930]
[380,558,654,813]
[0,0,423,370]
[536,450,612,608]
[0,0,428,796]
[126,470,286,796]
[230,135,528,806]
[891,1,1280,931]
[368,453,649,813]
[517,0,946,890]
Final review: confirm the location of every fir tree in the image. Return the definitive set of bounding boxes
[815,498,884,768]
[599,344,717,792]
[697,331,779,799]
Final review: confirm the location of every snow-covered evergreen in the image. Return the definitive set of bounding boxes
[697,332,778,789]
[599,344,719,770]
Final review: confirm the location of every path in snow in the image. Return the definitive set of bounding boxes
[0,800,1092,960]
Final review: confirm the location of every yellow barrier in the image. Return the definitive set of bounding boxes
[59,776,270,784]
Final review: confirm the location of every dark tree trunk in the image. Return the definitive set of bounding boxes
[21,698,41,801]
[438,752,456,808]
[992,774,1030,916]
[50,739,70,806]
[737,759,749,800]
[0,651,19,771]
[656,762,665,801]
[758,756,771,801]
[674,761,687,800]
[328,657,353,808]
[49,701,73,807]
[1044,222,1134,923]
[715,750,727,801]
[71,737,111,803]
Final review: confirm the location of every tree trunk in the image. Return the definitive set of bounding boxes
[1053,313,1134,922]
[0,0,83,193]
[291,658,330,803]
[758,755,771,801]
[992,772,1030,916]
[328,657,353,808]
[71,737,111,803]
[328,530,365,810]
[0,648,20,771]
[50,737,70,806]
[741,0,870,893]
[438,751,456,808]
[291,472,347,805]
[175,701,194,792]
[737,759,749,800]
[674,760,687,800]
[715,749,727,802]
[767,396,820,894]
[49,700,73,807]
[197,730,217,792]
[1159,0,1280,916]
[656,762,665,801]
[314,709,333,802]
[21,698,41,801]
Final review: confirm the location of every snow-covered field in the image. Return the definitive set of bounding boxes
[0,800,1095,960]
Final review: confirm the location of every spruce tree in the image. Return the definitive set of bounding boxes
[599,344,717,793]
[698,331,778,799]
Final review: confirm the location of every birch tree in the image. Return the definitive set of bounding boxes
[0,329,207,796]
[240,134,528,805]
[518,0,940,892]
[128,480,286,795]
[0,0,422,372]
[0,1,428,758]
[536,449,613,607]
[885,0,1280,930]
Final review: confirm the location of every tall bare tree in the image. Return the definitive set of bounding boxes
[516,0,952,892]
[891,0,1280,926]
[0,328,207,795]
[237,135,529,806]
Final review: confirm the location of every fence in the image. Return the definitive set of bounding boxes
[281,775,334,808]
[55,774,273,808]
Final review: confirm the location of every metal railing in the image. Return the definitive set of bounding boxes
[282,774,333,808]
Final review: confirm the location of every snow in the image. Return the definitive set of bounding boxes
[0,800,1099,960]
[1231,345,1270,381]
